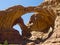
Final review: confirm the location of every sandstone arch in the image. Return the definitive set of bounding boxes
[0,1,58,44]
[0,5,45,44]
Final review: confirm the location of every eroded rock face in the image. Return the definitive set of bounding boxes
[39,13,60,45]
[25,1,57,43]
[21,0,60,45]
[26,0,60,45]
[26,8,56,32]
[0,0,60,45]
[0,5,40,44]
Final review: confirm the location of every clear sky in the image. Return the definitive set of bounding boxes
[0,0,43,35]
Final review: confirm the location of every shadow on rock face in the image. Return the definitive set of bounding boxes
[0,29,23,44]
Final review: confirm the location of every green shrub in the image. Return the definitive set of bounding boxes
[4,40,8,45]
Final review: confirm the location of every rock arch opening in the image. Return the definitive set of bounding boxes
[13,13,34,35]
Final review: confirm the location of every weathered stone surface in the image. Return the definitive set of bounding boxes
[26,8,56,32]
[26,0,60,45]
[0,5,41,44]
[26,42,35,45]
[0,0,60,45]
[39,15,60,45]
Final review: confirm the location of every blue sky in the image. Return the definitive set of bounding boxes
[0,0,43,35]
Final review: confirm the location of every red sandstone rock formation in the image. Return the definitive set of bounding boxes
[0,29,22,44]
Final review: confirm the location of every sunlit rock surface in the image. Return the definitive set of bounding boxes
[27,0,60,45]
[0,0,60,45]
